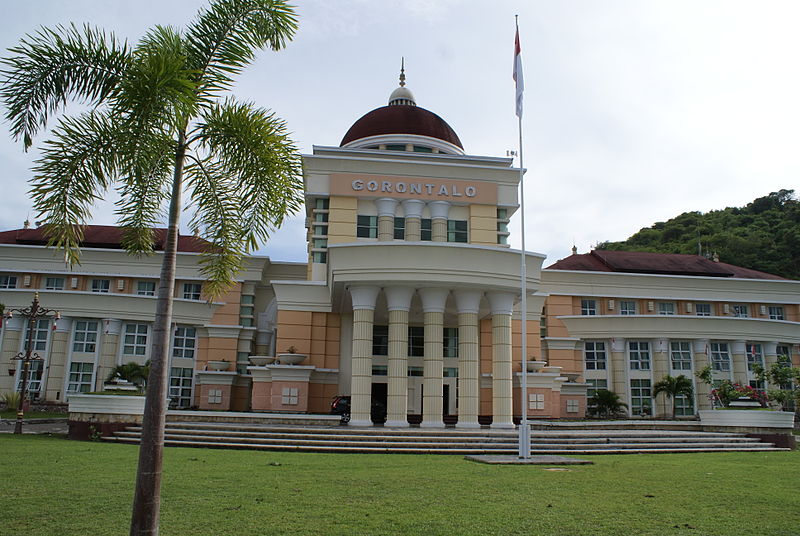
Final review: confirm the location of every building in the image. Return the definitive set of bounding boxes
[1,74,798,424]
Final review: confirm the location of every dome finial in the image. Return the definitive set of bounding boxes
[388,58,416,106]
[399,57,406,87]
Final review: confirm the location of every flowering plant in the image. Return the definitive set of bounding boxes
[709,381,768,407]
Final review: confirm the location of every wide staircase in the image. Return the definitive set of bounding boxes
[104,419,790,455]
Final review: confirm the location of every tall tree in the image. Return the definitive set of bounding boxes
[653,374,694,418]
[0,1,301,534]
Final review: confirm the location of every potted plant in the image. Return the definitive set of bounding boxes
[248,355,275,366]
[277,346,307,365]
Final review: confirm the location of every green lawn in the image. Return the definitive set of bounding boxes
[0,409,66,419]
[1,435,798,536]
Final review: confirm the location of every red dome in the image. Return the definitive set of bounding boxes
[340,105,463,149]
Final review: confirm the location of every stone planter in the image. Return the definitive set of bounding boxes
[699,409,795,429]
[277,353,307,365]
[68,393,146,415]
[249,355,275,366]
[207,360,232,371]
[563,372,581,383]
[526,361,547,372]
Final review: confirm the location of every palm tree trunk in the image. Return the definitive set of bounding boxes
[130,132,186,536]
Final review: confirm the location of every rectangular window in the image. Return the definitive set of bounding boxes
[408,326,424,357]
[768,306,785,320]
[407,366,424,377]
[17,361,45,395]
[24,318,50,352]
[172,326,196,360]
[91,279,110,293]
[674,394,694,416]
[581,299,597,316]
[658,302,675,315]
[393,217,405,240]
[45,277,64,290]
[710,342,731,371]
[314,198,329,210]
[695,303,711,316]
[372,325,388,356]
[420,219,432,241]
[137,281,156,296]
[630,379,652,416]
[446,220,468,243]
[356,215,378,238]
[776,345,792,363]
[313,238,328,249]
[584,341,607,370]
[371,365,388,376]
[670,341,692,371]
[732,304,749,318]
[0,275,17,288]
[443,327,458,358]
[182,283,202,300]
[123,323,149,356]
[444,367,458,378]
[586,379,608,399]
[312,251,327,263]
[746,343,763,372]
[67,362,94,393]
[629,341,651,370]
[72,320,99,353]
[169,367,193,408]
[313,224,328,236]
[314,212,329,223]
[619,300,636,315]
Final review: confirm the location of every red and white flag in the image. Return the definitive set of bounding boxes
[513,25,524,118]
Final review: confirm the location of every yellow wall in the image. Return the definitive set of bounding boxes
[468,204,497,246]
[326,196,358,245]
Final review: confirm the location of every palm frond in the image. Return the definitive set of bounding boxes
[184,0,297,100]
[0,23,129,149]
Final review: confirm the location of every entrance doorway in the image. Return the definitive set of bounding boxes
[371,382,387,424]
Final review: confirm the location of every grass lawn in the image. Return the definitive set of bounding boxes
[1,435,798,536]
[0,409,66,419]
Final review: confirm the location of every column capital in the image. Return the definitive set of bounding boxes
[763,342,778,356]
[375,198,399,217]
[428,200,451,220]
[401,198,425,219]
[454,289,482,314]
[419,287,449,313]
[692,339,709,353]
[349,286,381,310]
[385,286,415,311]
[731,340,746,354]
[486,291,515,316]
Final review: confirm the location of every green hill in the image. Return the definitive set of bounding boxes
[597,189,800,280]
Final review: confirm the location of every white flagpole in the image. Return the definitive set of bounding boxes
[514,15,530,459]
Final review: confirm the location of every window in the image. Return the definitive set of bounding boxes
[136,281,156,296]
[586,379,608,399]
[420,219,432,241]
[746,344,763,372]
[444,367,458,378]
[629,341,651,370]
[372,325,388,356]
[408,326,424,357]
[407,366,424,377]
[356,215,378,238]
[768,306,785,320]
[581,299,597,316]
[67,362,93,393]
[17,361,45,395]
[710,342,731,371]
[497,208,509,245]
[413,145,433,153]
[172,326,197,360]
[123,323,149,356]
[24,318,50,352]
[670,341,692,371]
[749,379,766,392]
[372,365,388,376]
[313,224,328,236]
[393,217,405,240]
[584,341,607,370]
[447,220,468,243]
[314,212,329,223]
[182,283,201,300]
[385,144,406,151]
[658,302,675,315]
[630,379,652,416]
[732,304,749,318]
[169,367,193,408]
[443,327,458,358]
[674,394,694,417]
[312,251,327,263]
[695,303,711,316]
[619,300,636,315]
[776,345,792,363]
[72,320,99,353]
[0,275,17,288]
[315,198,329,210]
[45,277,64,290]
[91,279,110,293]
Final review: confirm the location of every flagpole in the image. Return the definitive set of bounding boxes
[514,15,530,459]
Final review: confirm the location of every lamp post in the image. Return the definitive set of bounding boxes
[5,292,60,434]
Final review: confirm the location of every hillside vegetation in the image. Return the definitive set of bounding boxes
[597,189,800,280]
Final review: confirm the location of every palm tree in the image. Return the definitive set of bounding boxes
[653,374,694,418]
[1,2,301,533]
[588,389,628,419]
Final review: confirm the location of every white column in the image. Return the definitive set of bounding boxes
[402,199,425,241]
[349,286,380,426]
[455,290,482,428]
[428,201,450,242]
[385,286,414,427]
[419,287,449,428]
[375,198,398,242]
[487,291,515,429]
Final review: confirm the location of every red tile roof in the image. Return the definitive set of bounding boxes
[545,249,785,280]
[0,225,208,253]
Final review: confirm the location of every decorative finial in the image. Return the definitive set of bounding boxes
[399,57,406,87]
[571,245,578,255]
[23,219,30,229]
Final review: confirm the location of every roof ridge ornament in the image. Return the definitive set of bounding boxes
[399,57,406,87]
[388,58,416,107]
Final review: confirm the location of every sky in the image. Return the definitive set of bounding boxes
[0,1,798,266]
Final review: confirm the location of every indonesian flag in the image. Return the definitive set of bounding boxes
[513,26,524,118]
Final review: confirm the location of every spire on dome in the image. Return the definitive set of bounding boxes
[388,58,416,106]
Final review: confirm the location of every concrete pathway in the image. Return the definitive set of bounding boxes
[0,418,68,434]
